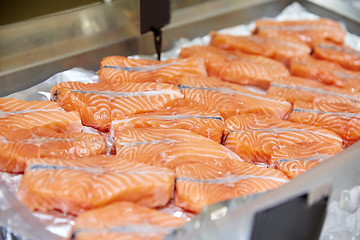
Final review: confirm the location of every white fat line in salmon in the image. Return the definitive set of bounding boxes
[116,139,180,147]
[17,137,104,144]
[293,60,360,81]
[112,115,223,124]
[292,107,360,118]
[71,225,175,239]
[317,44,360,56]
[257,25,339,32]
[102,61,177,72]
[227,128,341,141]
[67,89,183,98]
[176,174,289,184]
[276,155,331,163]
[178,85,287,104]
[0,109,64,117]
[270,83,359,102]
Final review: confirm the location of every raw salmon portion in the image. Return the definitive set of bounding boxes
[270,141,342,179]
[174,159,289,213]
[114,128,241,170]
[289,100,360,147]
[17,155,175,215]
[179,45,289,88]
[98,56,207,85]
[0,97,82,133]
[179,75,292,119]
[209,32,311,65]
[51,81,183,131]
[313,43,360,71]
[267,76,360,104]
[110,99,224,142]
[71,201,186,240]
[253,18,346,46]
[223,114,343,165]
[0,126,106,173]
[290,56,360,90]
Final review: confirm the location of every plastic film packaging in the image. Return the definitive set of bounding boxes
[1,2,360,240]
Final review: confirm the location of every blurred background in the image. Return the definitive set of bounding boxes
[0,0,213,26]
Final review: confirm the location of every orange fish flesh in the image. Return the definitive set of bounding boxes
[253,18,346,46]
[0,97,82,133]
[223,114,343,165]
[267,76,360,104]
[17,155,175,215]
[210,31,311,66]
[270,141,342,179]
[110,99,224,142]
[174,159,289,213]
[71,201,186,240]
[313,43,360,71]
[98,56,207,85]
[290,56,360,90]
[114,128,241,170]
[179,45,289,88]
[289,100,360,147]
[179,75,292,119]
[0,126,106,173]
[51,81,183,131]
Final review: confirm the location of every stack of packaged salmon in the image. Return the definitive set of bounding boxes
[1,17,360,239]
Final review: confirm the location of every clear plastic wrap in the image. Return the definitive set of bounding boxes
[1,2,360,240]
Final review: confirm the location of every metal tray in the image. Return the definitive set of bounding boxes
[1,0,360,239]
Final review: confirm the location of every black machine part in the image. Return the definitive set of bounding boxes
[251,193,329,240]
[140,0,171,60]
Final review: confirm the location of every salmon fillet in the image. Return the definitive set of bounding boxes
[289,100,360,147]
[51,81,183,131]
[71,201,186,240]
[0,97,82,133]
[174,160,289,213]
[17,155,175,215]
[270,141,342,179]
[179,45,289,88]
[313,43,360,71]
[267,76,360,104]
[98,56,207,85]
[223,114,343,165]
[110,99,225,142]
[210,32,311,66]
[290,56,360,90]
[0,126,106,173]
[114,128,241,170]
[179,75,292,119]
[253,18,346,46]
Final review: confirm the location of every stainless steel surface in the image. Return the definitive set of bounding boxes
[2,0,360,97]
[0,0,140,97]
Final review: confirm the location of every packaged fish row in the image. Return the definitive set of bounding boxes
[1,3,360,240]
